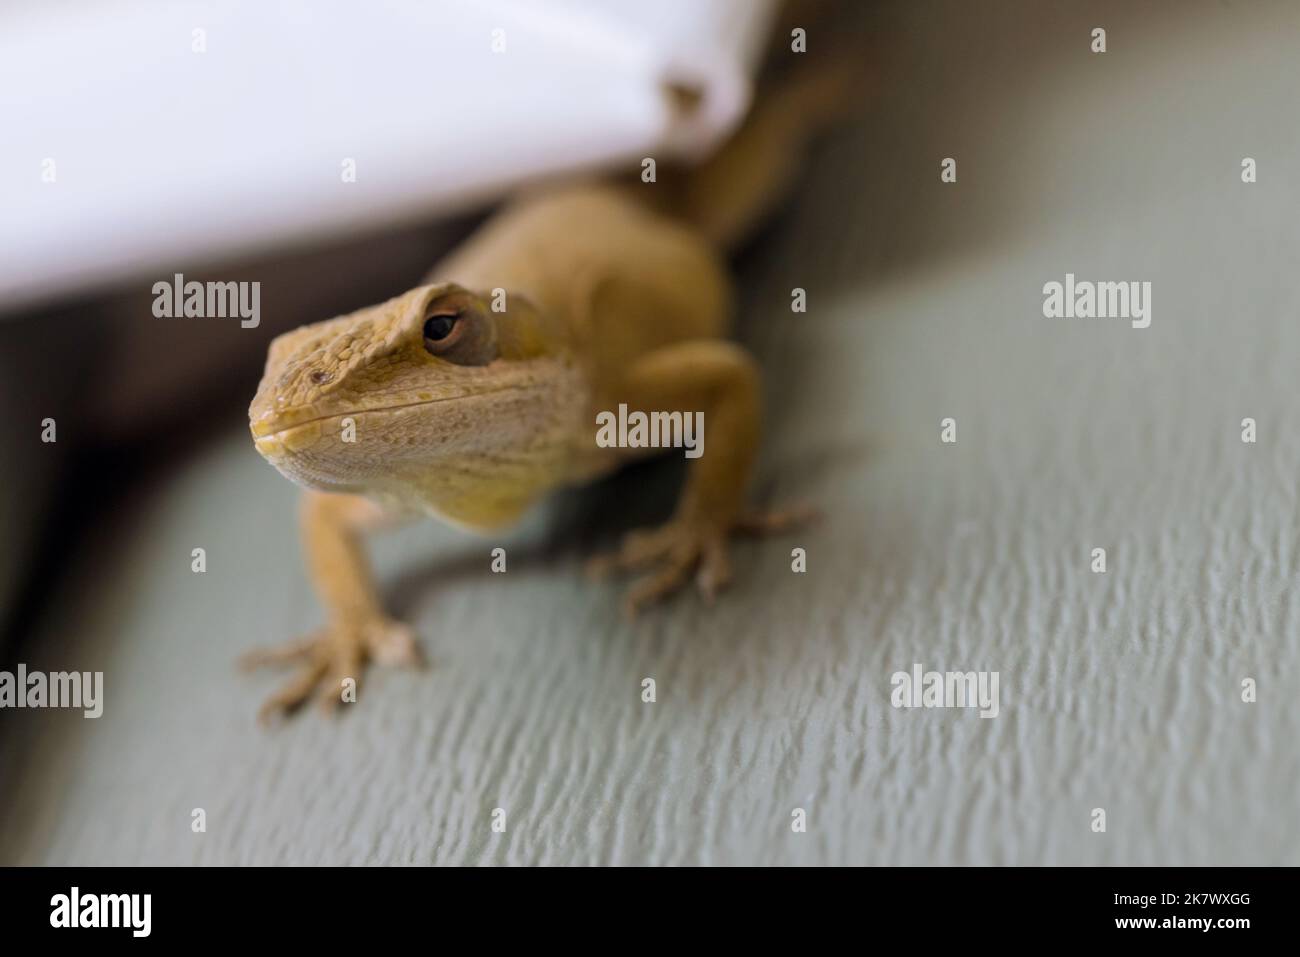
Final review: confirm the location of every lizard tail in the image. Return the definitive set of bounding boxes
[668,50,876,252]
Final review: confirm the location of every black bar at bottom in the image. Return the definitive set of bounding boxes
[0,866,1287,943]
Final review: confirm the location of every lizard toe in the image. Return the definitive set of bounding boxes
[598,502,811,614]
[258,656,329,726]
[695,535,732,602]
[245,615,420,723]
[317,639,364,715]
[238,631,324,671]
[624,554,696,618]
[365,618,424,667]
[733,502,820,536]
[587,524,679,579]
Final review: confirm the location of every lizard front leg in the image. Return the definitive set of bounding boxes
[588,340,813,616]
[240,490,420,723]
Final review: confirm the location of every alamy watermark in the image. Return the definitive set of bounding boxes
[0,664,103,718]
[50,887,150,937]
[1042,273,1150,329]
[152,272,260,328]
[595,403,704,459]
[891,663,999,718]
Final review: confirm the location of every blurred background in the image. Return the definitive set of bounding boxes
[1,0,1298,865]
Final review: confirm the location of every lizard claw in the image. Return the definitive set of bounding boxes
[733,502,820,535]
[591,503,814,617]
[241,616,423,724]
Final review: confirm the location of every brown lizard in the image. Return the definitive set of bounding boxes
[244,61,858,722]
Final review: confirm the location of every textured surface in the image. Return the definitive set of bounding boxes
[3,0,1299,865]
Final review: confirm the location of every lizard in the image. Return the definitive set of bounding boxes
[244,59,860,722]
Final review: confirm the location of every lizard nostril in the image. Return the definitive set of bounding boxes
[309,370,333,385]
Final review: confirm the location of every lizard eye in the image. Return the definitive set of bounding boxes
[418,287,498,365]
[423,313,460,351]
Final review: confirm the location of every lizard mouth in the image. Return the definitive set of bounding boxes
[251,398,447,440]
[249,387,525,458]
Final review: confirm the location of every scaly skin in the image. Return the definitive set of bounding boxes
[245,62,852,722]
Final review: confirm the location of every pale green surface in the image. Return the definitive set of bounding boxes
[2,0,1298,865]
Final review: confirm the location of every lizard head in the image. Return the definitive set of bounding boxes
[249,282,584,527]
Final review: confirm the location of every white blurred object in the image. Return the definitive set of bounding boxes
[0,0,779,312]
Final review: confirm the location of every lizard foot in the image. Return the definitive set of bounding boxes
[587,503,817,618]
[239,616,422,725]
